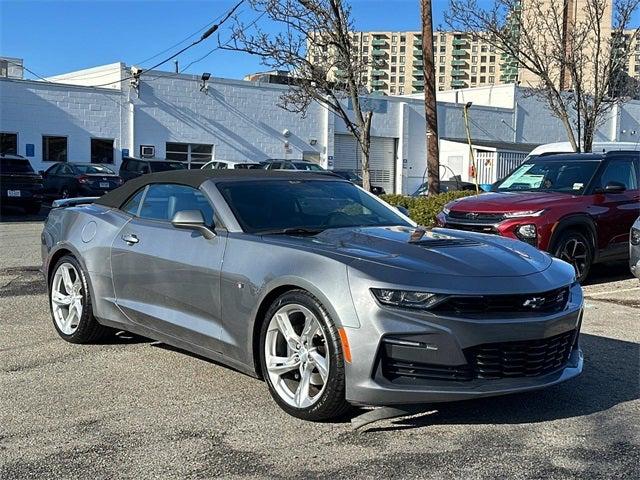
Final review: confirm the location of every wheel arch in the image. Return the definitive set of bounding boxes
[549,214,598,260]
[47,244,98,311]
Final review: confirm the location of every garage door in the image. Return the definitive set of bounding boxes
[333,134,396,193]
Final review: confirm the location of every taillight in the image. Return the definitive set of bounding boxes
[78,175,91,184]
[115,176,124,185]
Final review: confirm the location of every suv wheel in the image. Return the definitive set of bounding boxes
[554,231,593,283]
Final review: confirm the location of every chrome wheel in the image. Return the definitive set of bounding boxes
[264,304,329,409]
[51,262,84,335]
[559,238,589,280]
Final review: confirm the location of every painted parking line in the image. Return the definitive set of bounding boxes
[585,286,640,297]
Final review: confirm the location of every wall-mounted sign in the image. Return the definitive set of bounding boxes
[122,148,130,158]
[25,144,34,157]
[347,97,388,114]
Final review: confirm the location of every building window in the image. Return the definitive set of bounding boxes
[489,76,495,83]
[480,76,486,83]
[440,46,446,53]
[472,56,478,64]
[438,86,445,91]
[392,46,397,53]
[480,66,486,73]
[0,132,18,155]
[391,56,397,63]
[399,66,405,73]
[392,35,397,43]
[399,56,405,64]
[440,34,446,42]
[42,136,67,162]
[399,75,404,83]
[91,138,114,164]
[471,66,477,73]
[490,45,496,52]
[439,76,445,83]
[472,45,478,53]
[471,76,477,83]
[400,35,406,44]
[363,46,369,53]
[440,56,445,64]
[489,66,495,73]
[391,66,397,73]
[390,87,396,94]
[481,45,488,52]
[481,56,487,62]
[400,46,405,53]
[363,35,369,43]
[439,66,445,73]
[362,56,368,64]
[391,76,396,83]
[399,86,404,94]
[166,142,213,168]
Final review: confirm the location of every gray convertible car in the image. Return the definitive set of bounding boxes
[42,170,583,421]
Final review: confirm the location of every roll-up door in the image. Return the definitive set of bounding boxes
[333,134,396,193]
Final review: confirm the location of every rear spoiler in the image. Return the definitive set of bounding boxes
[52,197,100,209]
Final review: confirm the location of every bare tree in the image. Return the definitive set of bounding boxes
[446,0,639,152]
[221,0,375,189]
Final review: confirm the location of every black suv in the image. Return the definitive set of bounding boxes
[0,154,44,214]
[119,157,186,182]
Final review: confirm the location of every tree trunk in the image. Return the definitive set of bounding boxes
[360,112,373,191]
[421,0,440,195]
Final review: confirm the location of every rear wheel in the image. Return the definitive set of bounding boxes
[61,187,71,199]
[260,290,351,421]
[553,230,593,283]
[49,255,109,343]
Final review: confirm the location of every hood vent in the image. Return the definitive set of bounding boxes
[413,238,483,248]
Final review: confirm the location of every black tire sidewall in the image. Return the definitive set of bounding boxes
[48,255,98,343]
[259,290,348,421]
[553,230,593,282]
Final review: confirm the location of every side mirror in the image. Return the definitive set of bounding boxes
[171,210,216,239]
[597,181,626,194]
[396,206,410,216]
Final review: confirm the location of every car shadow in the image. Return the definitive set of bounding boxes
[583,261,634,286]
[358,333,639,432]
[0,205,50,223]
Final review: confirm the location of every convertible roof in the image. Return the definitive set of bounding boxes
[95,169,343,209]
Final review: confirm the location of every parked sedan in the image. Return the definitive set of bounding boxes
[263,159,326,171]
[331,170,386,195]
[119,157,186,182]
[42,163,123,199]
[412,179,477,196]
[631,216,640,279]
[42,170,583,421]
[0,154,43,214]
[201,159,263,170]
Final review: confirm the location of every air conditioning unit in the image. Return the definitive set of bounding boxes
[140,145,155,158]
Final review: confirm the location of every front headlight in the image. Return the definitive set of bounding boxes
[371,288,447,310]
[516,224,537,239]
[442,206,451,215]
[503,209,545,218]
[631,227,640,246]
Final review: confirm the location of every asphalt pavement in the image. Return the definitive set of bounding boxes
[1,211,638,479]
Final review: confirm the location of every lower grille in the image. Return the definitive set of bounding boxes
[379,329,577,383]
[464,329,578,379]
[444,221,498,234]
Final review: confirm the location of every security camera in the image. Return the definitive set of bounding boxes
[282,129,291,137]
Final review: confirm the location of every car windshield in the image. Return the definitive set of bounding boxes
[218,180,411,234]
[497,160,600,194]
[150,162,186,172]
[336,171,361,182]
[74,164,115,175]
[292,162,324,171]
[0,158,35,174]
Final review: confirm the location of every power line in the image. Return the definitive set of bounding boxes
[4,59,52,83]
[91,0,244,88]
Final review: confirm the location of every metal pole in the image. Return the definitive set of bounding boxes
[463,102,479,194]
[421,0,440,195]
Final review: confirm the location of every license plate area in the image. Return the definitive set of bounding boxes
[99,182,110,188]
[7,190,21,197]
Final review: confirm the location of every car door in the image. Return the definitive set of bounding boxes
[42,164,61,196]
[54,164,75,196]
[110,183,228,352]
[592,156,640,257]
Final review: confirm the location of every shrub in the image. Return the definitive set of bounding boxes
[381,190,477,227]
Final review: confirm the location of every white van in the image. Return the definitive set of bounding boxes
[526,141,640,161]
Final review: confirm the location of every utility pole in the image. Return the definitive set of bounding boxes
[421,0,439,195]
[463,102,479,194]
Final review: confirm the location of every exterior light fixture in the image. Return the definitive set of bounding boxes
[200,72,211,92]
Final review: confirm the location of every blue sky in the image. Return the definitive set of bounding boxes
[1,0,637,81]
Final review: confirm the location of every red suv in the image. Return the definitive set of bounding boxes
[436,151,640,282]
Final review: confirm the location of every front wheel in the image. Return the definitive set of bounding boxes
[260,290,351,421]
[553,231,593,283]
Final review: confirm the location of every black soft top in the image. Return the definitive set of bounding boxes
[95,169,342,209]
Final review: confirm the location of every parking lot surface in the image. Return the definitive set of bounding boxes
[1,213,639,479]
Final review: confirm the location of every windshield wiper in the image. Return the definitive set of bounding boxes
[260,227,326,236]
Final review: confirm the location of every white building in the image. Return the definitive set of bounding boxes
[1,62,639,194]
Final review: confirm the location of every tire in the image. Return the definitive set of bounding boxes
[259,290,351,421]
[553,230,593,283]
[49,255,110,343]
[61,187,72,199]
[24,203,41,215]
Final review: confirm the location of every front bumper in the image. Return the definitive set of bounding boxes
[343,280,584,406]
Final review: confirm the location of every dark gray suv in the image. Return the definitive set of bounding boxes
[119,157,185,182]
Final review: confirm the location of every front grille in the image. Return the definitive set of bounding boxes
[431,286,570,315]
[379,329,578,383]
[448,211,506,222]
[464,329,578,379]
[444,221,498,234]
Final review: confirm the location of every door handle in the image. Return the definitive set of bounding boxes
[122,233,139,245]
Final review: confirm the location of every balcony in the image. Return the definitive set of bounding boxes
[371,79,386,87]
[413,69,424,77]
[334,69,347,78]
[451,79,468,88]
[371,69,387,77]
[413,39,422,47]
[452,38,468,47]
[413,59,424,67]
[371,39,388,47]
[451,69,467,77]
[452,49,468,56]
[501,67,518,75]
[451,59,467,67]
[372,49,386,57]
[413,49,423,57]
[412,80,425,87]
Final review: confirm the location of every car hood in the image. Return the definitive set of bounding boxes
[263,225,552,277]
[448,191,579,212]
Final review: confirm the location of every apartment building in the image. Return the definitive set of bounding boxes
[333,31,504,95]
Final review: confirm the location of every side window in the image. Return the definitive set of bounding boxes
[46,164,61,175]
[218,162,228,169]
[598,159,638,191]
[138,184,214,225]
[122,188,146,216]
[60,164,73,175]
